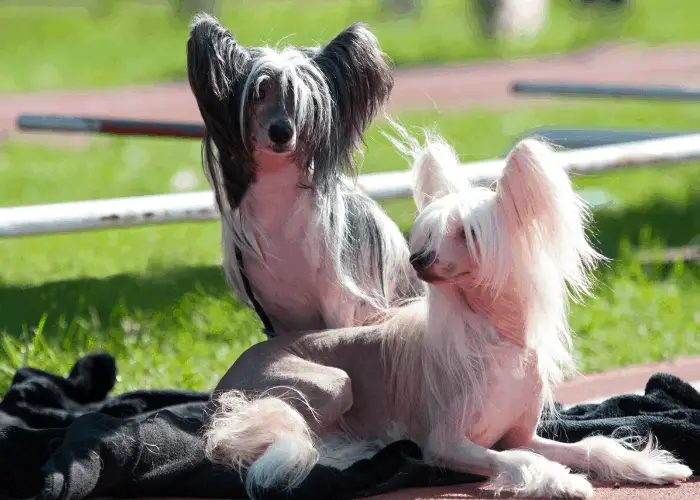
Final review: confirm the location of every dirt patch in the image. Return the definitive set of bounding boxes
[367,477,700,500]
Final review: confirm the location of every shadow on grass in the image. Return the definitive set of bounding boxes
[2,191,698,341]
[0,265,232,340]
[591,193,700,260]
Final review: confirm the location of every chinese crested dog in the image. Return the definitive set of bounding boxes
[203,131,692,498]
[186,15,422,336]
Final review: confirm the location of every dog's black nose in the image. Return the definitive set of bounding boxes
[268,121,294,145]
[410,251,435,271]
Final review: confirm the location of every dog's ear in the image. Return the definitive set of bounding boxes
[495,138,600,287]
[187,14,253,213]
[187,13,249,107]
[495,138,567,233]
[313,22,394,174]
[411,140,461,211]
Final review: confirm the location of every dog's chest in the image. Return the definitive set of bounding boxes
[244,221,327,332]
[466,349,542,448]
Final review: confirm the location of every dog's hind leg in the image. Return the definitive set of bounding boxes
[205,339,354,496]
[209,336,353,429]
[428,434,594,499]
[521,435,692,486]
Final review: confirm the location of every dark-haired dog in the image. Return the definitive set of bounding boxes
[187,15,423,337]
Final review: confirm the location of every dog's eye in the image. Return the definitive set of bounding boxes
[458,227,477,243]
[252,88,266,102]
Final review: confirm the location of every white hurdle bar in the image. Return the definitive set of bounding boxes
[2,133,700,238]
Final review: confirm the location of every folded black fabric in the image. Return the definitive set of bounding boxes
[1,353,698,500]
[539,372,700,474]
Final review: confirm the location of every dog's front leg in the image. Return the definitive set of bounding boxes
[499,409,692,487]
[510,434,692,486]
[428,433,594,499]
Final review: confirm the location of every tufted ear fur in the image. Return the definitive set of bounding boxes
[381,119,462,211]
[187,14,252,213]
[496,139,565,234]
[411,139,462,211]
[495,138,602,296]
[312,22,394,180]
[187,13,249,105]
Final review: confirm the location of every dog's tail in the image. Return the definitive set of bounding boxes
[204,389,319,498]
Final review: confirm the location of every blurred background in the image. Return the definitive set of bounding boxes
[0,0,698,392]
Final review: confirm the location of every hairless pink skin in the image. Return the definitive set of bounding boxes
[206,134,692,499]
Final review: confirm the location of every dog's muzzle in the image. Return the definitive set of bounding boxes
[410,251,435,272]
[268,120,294,146]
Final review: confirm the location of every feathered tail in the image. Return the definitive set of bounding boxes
[204,389,320,498]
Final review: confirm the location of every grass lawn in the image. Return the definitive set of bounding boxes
[1,0,700,92]
[1,100,699,394]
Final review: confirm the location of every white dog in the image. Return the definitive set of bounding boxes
[203,132,692,498]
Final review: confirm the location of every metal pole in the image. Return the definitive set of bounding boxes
[3,133,700,238]
[511,81,700,101]
[512,127,697,151]
[16,114,206,139]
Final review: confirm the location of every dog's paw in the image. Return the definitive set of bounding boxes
[485,450,594,499]
[544,473,595,499]
[583,436,693,486]
[632,460,693,485]
[495,472,594,499]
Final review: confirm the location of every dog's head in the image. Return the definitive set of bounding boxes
[406,137,488,289]
[187,15,394,210]
[408,136,602,309]
[403,132,601,400]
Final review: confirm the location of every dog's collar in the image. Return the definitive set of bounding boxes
[234,246,276,337]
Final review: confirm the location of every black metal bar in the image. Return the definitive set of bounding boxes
[511,81,700,101]
[513,127,699,150]
[16,114,206,139]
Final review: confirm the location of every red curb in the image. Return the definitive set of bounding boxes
[367,477,700,500]
[135,478,700,500]
[2,43,700,142]
[555,355,700,405]
[388,42,700,112]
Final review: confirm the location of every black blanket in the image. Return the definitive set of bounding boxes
[1,353,699,500]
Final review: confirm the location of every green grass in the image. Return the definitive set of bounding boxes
[1,101,699,394]
[1,0,700,92]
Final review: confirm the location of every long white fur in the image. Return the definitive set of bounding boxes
[386,121,600,413]
[205,130,692,498]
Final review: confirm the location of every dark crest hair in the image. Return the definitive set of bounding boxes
[186,14,394,214]
[186,14,251,217]
[186,14,420,310]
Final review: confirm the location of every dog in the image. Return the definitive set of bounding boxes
[471,0,549,40]
[186,15,423,336]
[202,131,692,498]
